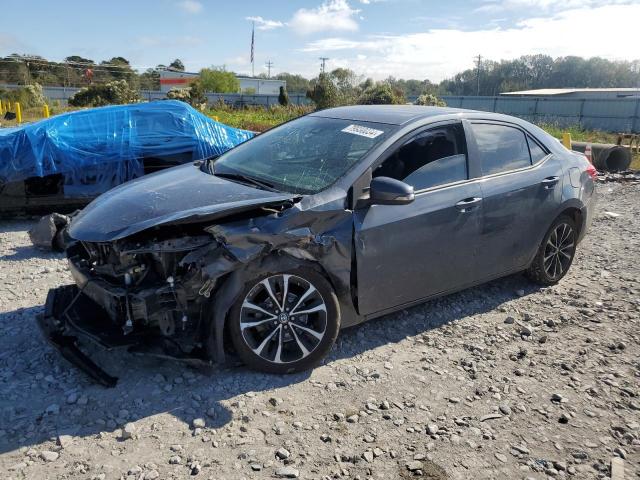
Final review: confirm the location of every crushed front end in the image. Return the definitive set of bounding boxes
[39,231,220,386]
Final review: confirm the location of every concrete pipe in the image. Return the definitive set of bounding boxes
[571,142,631,172]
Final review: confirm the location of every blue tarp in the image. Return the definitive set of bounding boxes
[0,100,253,196]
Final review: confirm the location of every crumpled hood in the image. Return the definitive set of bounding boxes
[68,163,295,242]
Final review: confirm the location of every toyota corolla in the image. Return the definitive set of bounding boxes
[39,106,596,385]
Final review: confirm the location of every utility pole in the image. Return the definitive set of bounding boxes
[475,54,482,96]
[265,60,274,79]
[319,57,329,74]
[25,59,32,84]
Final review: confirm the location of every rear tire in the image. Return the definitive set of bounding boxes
[526,215,577,285]
[227,266,340,374]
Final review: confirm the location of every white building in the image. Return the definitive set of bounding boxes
[236,77,286,95]
[159,70,286,94]
[159,70,199,92]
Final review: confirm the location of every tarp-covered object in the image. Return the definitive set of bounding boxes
[0,100,253,195]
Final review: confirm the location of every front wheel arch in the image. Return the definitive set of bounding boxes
[203,254,340,365]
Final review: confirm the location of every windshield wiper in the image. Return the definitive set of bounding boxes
[213,171,280,192]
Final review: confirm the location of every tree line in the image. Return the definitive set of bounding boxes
[440,55,640,96]
[1,53,638,98]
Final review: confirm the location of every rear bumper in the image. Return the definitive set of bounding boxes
[578,186,597,243]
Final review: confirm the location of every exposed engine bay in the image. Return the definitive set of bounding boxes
[39,189,358,387]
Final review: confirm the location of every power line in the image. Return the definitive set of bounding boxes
[0,55,160,72]
[265,60,274,79]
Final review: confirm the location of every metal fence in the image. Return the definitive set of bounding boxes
[0,84,311,107]
[441,95,640,133]
[3,83,639,132]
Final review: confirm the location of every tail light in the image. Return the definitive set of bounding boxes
[585,163,598,180]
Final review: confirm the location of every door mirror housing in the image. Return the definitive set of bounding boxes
[369,176,415,205]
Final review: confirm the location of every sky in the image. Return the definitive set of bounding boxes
[2,0,639,82]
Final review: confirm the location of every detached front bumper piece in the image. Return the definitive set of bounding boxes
[38,285,128,388]
[39,284,211,387]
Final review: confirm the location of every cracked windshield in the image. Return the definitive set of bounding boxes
[213,116,394,194]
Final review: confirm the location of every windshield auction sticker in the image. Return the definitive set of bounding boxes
[341,124,384,139]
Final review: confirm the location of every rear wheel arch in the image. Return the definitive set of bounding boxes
[538,201,584,241]
[526,204,583,267]
[526,213,577,285]
[558,207,583,237]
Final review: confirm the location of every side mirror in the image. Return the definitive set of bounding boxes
[369,176,414,205]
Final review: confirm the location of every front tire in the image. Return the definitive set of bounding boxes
[526,215,577,285]
[228,267,340,374]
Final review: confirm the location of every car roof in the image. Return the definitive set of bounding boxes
[309,105,565,156]
[310,105,478,126]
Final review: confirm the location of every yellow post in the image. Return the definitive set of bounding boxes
[15,102,22,123]
[0,100,4,115]
[43,104,50,118]
[562,132,572,149]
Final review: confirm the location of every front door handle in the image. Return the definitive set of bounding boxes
[541,176,559,189]
[455,197,482,213]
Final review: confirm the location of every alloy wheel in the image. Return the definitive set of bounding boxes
[543,222,575,281]
[239,274,328,364]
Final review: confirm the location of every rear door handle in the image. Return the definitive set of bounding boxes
[541,176,559,189]
[455,197,482,213]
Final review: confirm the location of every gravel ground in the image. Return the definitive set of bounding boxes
[1,183,639,480]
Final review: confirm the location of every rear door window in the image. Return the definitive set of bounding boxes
[471,123,531,175]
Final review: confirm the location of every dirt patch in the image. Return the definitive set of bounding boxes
[0,184,638,479]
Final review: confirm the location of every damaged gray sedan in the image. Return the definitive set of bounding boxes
[40,106,596,385]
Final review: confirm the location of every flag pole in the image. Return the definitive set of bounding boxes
[251,21,255,77]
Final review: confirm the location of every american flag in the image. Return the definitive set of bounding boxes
[250,22,255,64]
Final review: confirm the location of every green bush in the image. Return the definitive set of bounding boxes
[357,83,405,105]
[68,80,140,107]
[166,80,207,109]
[414,93,446,107]
[278,86,290,106]
[199,67,240,93]
[166,88,191,102]
[0,83,46,108]
[188,80,207,107]
[306,73,340,110]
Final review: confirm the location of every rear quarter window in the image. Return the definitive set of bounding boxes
[527,135,549,164]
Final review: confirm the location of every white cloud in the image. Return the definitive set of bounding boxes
[299,3,640,81]
[476,0,634,14]
[177,0,202,14]
[290,0,360,35]
[246,16,284,31]
[302,37,382,52]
